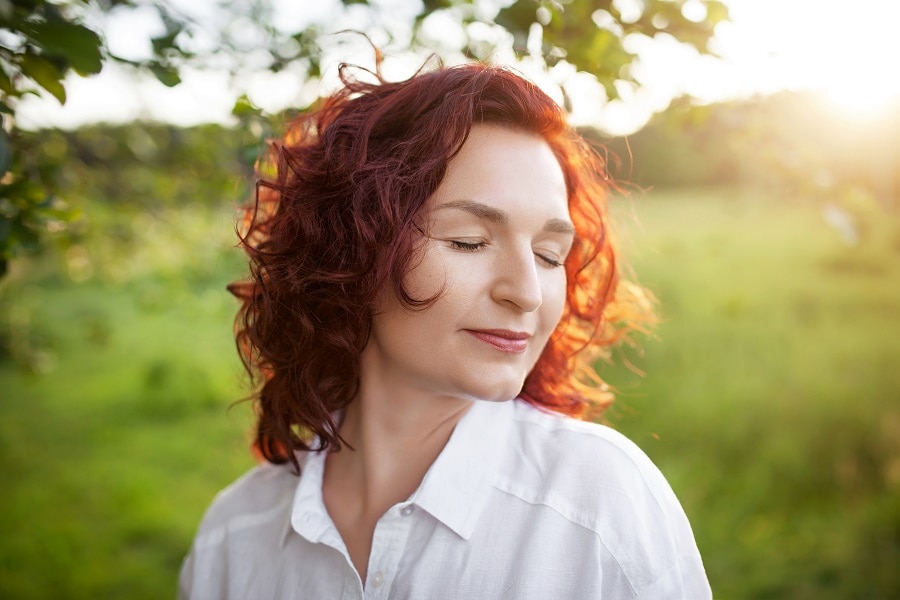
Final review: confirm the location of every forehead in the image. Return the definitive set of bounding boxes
[426,125,569,220]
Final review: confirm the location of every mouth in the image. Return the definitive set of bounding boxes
[464,329,530,354]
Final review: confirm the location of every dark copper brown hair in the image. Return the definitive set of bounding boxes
[228,60,653,470]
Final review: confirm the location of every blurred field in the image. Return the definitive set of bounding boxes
[608,187,900,598]
[1,186,899,598]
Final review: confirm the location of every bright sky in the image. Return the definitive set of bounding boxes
[15,0,900,135]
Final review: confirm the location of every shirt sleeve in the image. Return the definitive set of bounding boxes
[177,548,195,600]
[629,461,713,599]
[634,556,713,600]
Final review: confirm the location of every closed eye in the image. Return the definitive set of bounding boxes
[449,240,487,252]
[535,253,563,268]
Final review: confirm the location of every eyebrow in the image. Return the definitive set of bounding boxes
[436,200,575,235]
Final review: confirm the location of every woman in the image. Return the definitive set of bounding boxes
[179,61,711,599]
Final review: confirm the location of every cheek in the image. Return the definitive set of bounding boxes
[400,246,449,302]
[543,276,568,330]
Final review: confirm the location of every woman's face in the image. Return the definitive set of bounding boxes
[361,125,574,403]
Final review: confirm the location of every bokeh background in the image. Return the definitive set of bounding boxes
[2,1,899,598]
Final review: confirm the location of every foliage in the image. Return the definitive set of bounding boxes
[493,0,727,98]
[0,0,729,277]
[0,0,189,278]
[0,0,100,277]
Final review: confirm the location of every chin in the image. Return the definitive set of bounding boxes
[442,363,530,403]
[460,379,524,404]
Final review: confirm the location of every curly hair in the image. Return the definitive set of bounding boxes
[228,60,654,471]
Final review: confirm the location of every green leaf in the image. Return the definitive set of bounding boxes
[0,128,11,174]
[420,0,453,10]
[0,66,13,95]
[151,29,181,56]
[150,63,181,87]
[495,1,537,42]
[232,94,262,118]
[19,54,66,103]
[20,21,103,75]
[0,0,13,23]
[704,0,730,25]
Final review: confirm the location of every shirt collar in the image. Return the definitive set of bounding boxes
[282,449,345,550]
[284,399,515,545]
[409,399,514,540]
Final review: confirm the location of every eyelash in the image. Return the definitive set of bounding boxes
[448,240,563,268]
[449,240,486,252]
[538,254,563,268]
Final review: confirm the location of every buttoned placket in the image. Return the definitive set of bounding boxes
[363,502,417,599]
[288,401,511,599]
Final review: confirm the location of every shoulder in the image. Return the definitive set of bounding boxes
[179,462,304,599]
[501,399,695,545]
[191,461,299,549]
[506,399,672,497]
[510,399,653,458]
[497,400,710,597]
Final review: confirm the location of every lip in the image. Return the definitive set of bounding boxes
[465,329,531,354]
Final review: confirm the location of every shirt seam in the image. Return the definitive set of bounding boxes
[513,406,677,525]
[493,476,679,599]
[193,494,294,551]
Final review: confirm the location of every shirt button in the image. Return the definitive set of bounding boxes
[401,505,415,516]
[372,571,385,588]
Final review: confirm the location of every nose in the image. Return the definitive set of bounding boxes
[491,243,543,312]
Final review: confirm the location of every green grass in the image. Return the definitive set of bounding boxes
[606,187,900,599]
[1,187,899,598]
[0,209,256,599]
[0,278,256,598]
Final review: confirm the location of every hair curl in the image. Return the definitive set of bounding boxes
[228,60,655,471]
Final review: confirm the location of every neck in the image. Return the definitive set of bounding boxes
[328,376,472,516]
[320,360,472,584]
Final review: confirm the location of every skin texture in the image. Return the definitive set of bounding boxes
[322,125,574,584]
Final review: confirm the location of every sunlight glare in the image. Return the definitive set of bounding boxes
[752,0,900,113]
[824,79,900,114]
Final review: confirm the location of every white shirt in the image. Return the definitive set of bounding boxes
[179,399,711,599]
